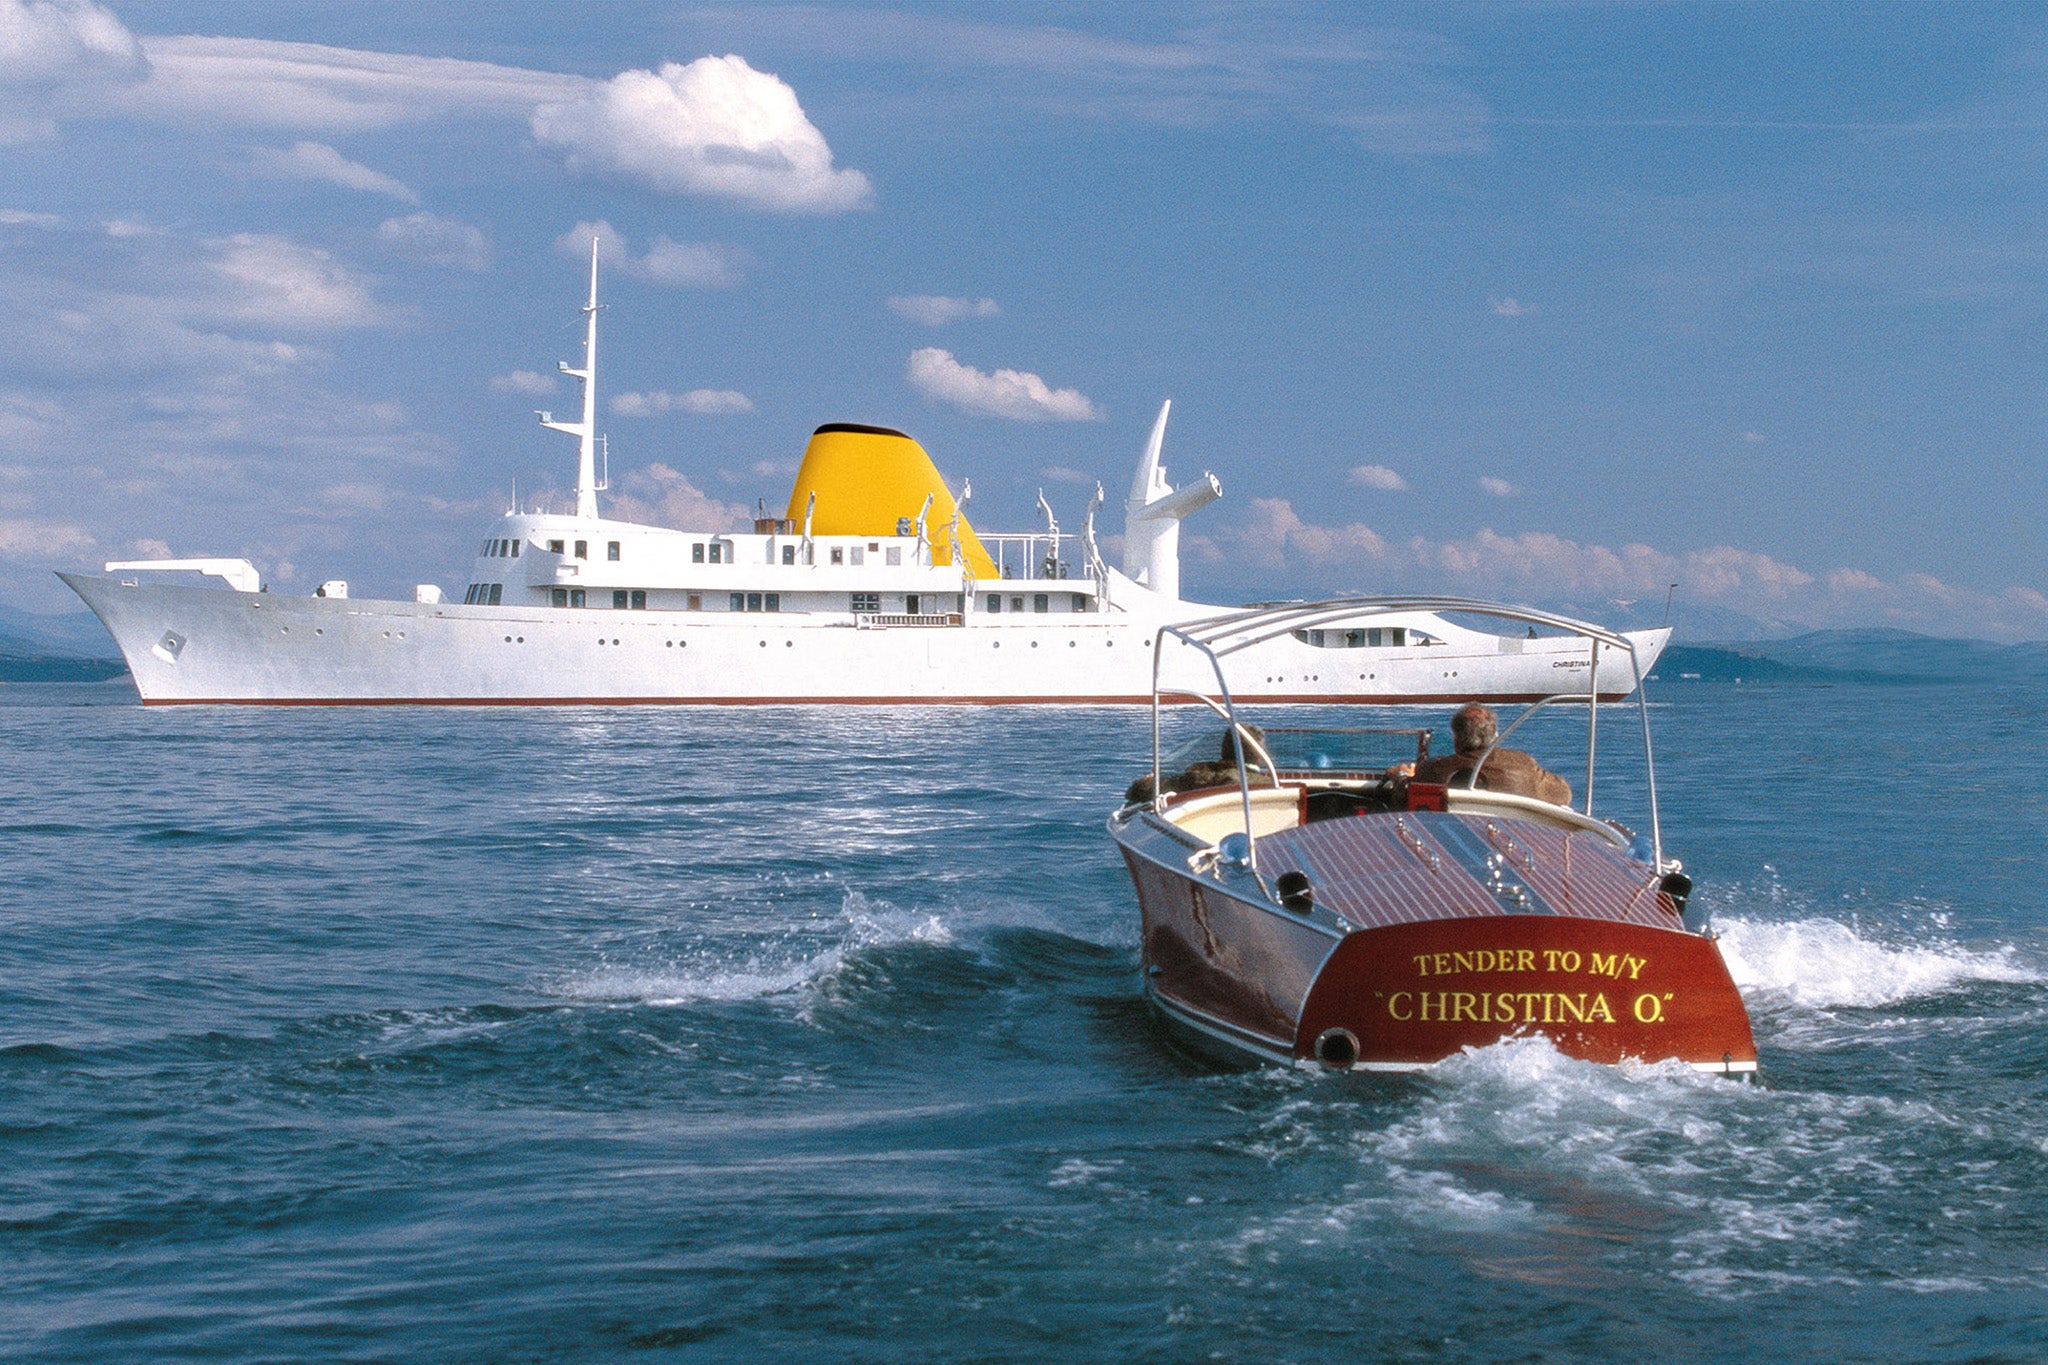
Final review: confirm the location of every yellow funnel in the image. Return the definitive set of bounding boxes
[785,424,996,578]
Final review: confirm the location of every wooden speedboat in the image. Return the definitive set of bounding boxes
[1109,597,1757,1074]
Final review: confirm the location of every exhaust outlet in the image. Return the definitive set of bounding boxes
[1313,1027,1360,1070]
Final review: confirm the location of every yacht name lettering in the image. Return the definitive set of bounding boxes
[1410,949,1647,980]
[1387,991,1619,1025]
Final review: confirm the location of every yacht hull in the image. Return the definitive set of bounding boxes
[62,574,1669,706]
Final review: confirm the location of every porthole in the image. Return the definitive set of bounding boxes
[1031,641,1039,649]
[785,640,793,648]
[503,635,512,643]
[759,640,767,648]
[314,628,323,636]
[516,636,524,643]
[612,639,619,646]
[280,626,289,634]
[1068,641,1076,648]
[666,641,672,648]
[397,632,406,640]
[993,641,1001,649]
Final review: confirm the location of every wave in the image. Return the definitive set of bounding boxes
[552,889,952,1007]
[1713,914,2040,1010]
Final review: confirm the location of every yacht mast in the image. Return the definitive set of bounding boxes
[539,238,602,520]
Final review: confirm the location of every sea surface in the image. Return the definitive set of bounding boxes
[3,677,2046,1362]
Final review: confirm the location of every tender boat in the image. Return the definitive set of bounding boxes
[1109,598,1757,1074]
[57,250,1670,706]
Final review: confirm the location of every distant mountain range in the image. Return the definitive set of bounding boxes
[0,603,128,683]
[1654,630,2048,685]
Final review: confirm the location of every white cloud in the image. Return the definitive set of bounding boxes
[0,208,62,226]
[208,232,389,329]
[530,55,872,213]
[490,369,556,395]
[118,35,578,131]
[1742,430,1767,443]
[0,0,143,141]
[1490,296,1525,317]
[889,294,1000,326]
[906,347,1100,422]
[1349,464,1407,491]
[0,514,93,559]
[1177,498,2048,638]
[603,461,750,531]
[250,140,417,201]
[553,220,744,289]
[611,389,754,416]
[1478,476,1516,497]
[638,236,745,289]
[1039,465,1094,485]
[376,212,490,271]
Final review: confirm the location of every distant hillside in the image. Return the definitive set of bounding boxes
[0,602,128,683]
[0,604,121,660]
[1653,629,2048,685]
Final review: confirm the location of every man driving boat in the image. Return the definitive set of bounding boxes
[1404,702,1572,806]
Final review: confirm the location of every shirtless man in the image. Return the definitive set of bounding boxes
[1407,703,1572,806]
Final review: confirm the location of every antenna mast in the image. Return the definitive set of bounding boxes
[538,238,602,520]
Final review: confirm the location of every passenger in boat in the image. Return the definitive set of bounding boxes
[1123,724,1268,804]
[1405,703,1572,805]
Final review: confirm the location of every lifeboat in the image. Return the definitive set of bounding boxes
[1108,597,1757,1074]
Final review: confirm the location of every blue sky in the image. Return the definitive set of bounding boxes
[1,1,2044,638]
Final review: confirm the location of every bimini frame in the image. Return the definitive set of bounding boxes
[1148,596,1664,876]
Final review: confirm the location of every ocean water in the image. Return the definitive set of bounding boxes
[3,678,2045,1362]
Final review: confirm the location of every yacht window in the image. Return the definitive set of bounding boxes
[1033,594,1049,613]
[608,541,621,562]
[885,547,902,566]
[747,593,762,612]
[574,540,588,560]
[1071,593,1086,612]
[831,547,844,565]
[851,592,879,612]
[495,540,505,557]
[764,593,779,612]
[548,540,564,554]
[687,594,701,611]
[782,545,795,565]
[613,590,629,609]
[1367,628,1383,647]
[511,541,521,558]
[1345,630,1365,647]
[551,588,568,608]
[850,547,864,566]
[488,584,502,605]
[729,593,744,612]
[1391,628,1408,647]
[1011,597,1024,612]
[569,588,585,607]
[986,595,1001,613]
[906,594,921,615]
[463,585,477,604]
[693,543,705,563]
[869,542,879,551]
[480,541,489,556]
[709,543,724,564]
[630,590,646,610]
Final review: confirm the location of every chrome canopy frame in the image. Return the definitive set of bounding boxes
[1146,596,1665,875]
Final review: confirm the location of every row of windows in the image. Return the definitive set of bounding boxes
[540,539,623,562]
[985,593,1089,614]
[1292,627,1422,648]
[464,583,503,605]
[479,539,521,558]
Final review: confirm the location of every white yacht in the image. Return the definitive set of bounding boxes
[60,252,1668,706]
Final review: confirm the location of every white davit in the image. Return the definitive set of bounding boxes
[60,248,1667,706]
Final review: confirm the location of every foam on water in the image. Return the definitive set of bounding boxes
[552,889,951,1007]
[1715,914,2041,1009]
[1212,1033,2043,1299]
